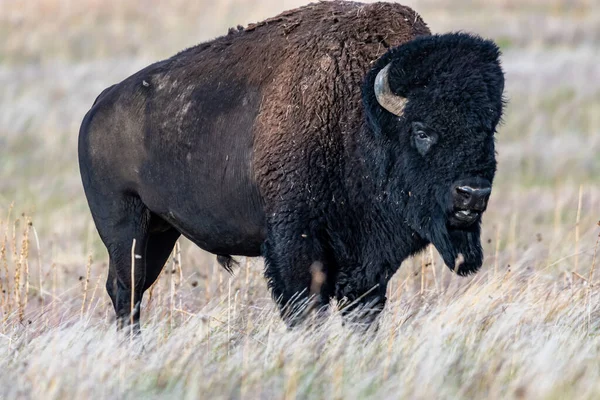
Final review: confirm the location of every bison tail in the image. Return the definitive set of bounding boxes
[216,254,238,274]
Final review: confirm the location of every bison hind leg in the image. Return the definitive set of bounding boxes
[217,254,238,274]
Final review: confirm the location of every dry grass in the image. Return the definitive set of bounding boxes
[1,0,599,399]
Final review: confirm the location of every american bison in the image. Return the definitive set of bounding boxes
[79,1,504,329]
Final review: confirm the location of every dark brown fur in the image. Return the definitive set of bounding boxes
[81,2,473,330]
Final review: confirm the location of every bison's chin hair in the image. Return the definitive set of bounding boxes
[428,217,484,276]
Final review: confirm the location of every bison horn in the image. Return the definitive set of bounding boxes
[374,63,407,117]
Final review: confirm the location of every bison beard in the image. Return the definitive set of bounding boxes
[78,1,504,332]
[429,217,484,276]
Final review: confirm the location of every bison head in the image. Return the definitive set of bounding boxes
[363,33,505,275]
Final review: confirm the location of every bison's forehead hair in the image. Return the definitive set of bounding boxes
[387,32,504,94]
[374,32,505,130]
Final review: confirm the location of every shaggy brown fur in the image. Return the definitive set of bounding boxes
[251,2,429,204]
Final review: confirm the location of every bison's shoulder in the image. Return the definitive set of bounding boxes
[169,1,430,75]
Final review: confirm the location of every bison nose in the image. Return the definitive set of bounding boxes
[454,185,491,211]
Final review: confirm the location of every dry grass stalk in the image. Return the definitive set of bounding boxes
[31,224,43,310]
[228,277,232,355]
[175,240,182,284]
[85,274,103,317]
[80,254,92,319]
[245,257,250,302]
[130,238,136,331]
[20,218,31,321]
[420,253,426,295]
[588,226,600,283]
[2,206,13,315]
[575,184,583,271]
[169,245,176,331]
[0,226,8,322]
[12,219,20,321]
[146,243,172,309]
[429,244,439,293]
[572,271,588,283]
[219,262,224,296]
[146,273,158,308]
[51,262,57,317]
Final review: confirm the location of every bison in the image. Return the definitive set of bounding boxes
[79,1,504,330]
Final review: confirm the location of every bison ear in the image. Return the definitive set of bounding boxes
[374,63,407,117]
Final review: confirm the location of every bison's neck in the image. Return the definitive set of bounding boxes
[331,122,429,268]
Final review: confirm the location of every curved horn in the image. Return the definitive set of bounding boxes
[374,63,407,117]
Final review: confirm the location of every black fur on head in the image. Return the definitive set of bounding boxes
[362,32,505,275]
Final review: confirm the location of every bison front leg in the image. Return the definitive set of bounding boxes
[335,265,390,329]
[262,223,332,328]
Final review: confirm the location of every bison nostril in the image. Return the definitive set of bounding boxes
[456,186,472,201]
[454,186,491,208]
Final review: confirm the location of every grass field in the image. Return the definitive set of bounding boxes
[1,0,599,398]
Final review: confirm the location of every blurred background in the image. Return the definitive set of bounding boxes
[1,2,600,398]
[0,0,599,308]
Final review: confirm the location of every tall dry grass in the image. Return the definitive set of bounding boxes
[1,201,599,399]
[1,0,599,398]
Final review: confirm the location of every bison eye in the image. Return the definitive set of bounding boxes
[412,122,438,156]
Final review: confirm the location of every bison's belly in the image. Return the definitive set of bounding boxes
[139,175,266,257]
[165,207,266,257]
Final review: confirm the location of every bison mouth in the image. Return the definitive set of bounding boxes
[448,208,481,228]
[446,179,491,230]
